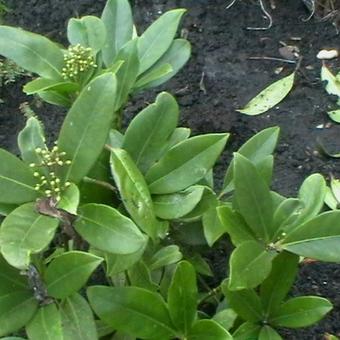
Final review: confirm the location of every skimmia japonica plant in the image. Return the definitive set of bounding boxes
[0,0,190,126]
[0,1,340,340]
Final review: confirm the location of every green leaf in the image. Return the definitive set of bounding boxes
[321,65,340,98]
[18,117,46,166]
[222,281,263,322]
[0,203,17,217]
[45,251,103,299]
[203,205,229,246]
[229,240,276,290]
[292,174,326,227]
[180,186,217,221]
[238,73,295,115]
[110,148,164,240]
[137,9,186,74]
[188,319,232,340]
[134,63,172,90]
[272,198,303,234]
[67,16,106,53]
[233,322,261,340]
[0,149,39,204]
[38,90,72,108]
[213,309,237,331]
[60,293,97,340]
[0,255,38,337]
[104,242,146,276]
[233,153,274,241]
[57,183,79,215]
[58,73,117,184]
[113,39,139,110]
[270,296,332,328]
[101,0,133,66]
[26,303,63,340]
[327,109,340,123]
[217,206,256,247]
[260,252,299,315]
[109,129,124,148]
[128,261,158,291]
[0,26,64,79]
[325,186,338,210]
[23,78,79,95]
[75,204,146,254]
[223,127,280,194]
[153,186,204,220]
[259,326,282,340]
[187,253,213,277]
[149,245,182,271]
[168,261,197,334]
[146,133,229,194]
[282,210,340,262]
[123,92,179,174]
[330,177,340,202]
[87,286,176,339]
[0,203,59,269]
[136,39,191,89]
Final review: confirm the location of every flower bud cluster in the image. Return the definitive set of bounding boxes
[30,145,72,202]
[61,44,97,81]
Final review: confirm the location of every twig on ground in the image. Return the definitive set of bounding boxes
[248,56,297,64]
[199,71,207,94]
[246,0,273,30]
[226,0,238,10]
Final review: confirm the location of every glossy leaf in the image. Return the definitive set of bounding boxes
[168,261,197,334]
[217,206,255,247]
[233,153,274,241]
[137,9,186,74]
[328,109,340,123]
[110,148,163,240]
[260,252,299,315]
[134,64,172,90]
[38,90,72,108]
[57,183,79,215]
[0,256,38,337]
[67,16,106,53]
[128,261,158,291]
[0,203,59,269]
[0,203,17,217]
[123,92,179,174]
[292,174,326,227]
[321,65,340,98]
[109,129,124,148]
[87,286,176,339]
[149,245,182,271]
[153,186,204,220]
[26,303,63,340]
[238,73,295,115]
[259,326,282,340]
[203,205,229,246]
[23,78,79,95]
[101,0,133,66]
[58,73,117,184]
[233,322,261,340]
[222,281,263,322]
[75,204,146,254]
[60,293,97,340]
[104,241,146,276]
[213,309,237,331]
[0,149,38,204]
[222,127,279,194]
[229,240,276,290]
[282,210,340,262]
[45,251,103,299]
[18,117,46,166]
[270,296,332,328]
[188,319,232,340]
[113,39,139,110]
[146,133,229,194]
[0,26,64,79]
[137,39,191,89]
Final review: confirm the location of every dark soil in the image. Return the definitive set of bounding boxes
[1,0,340,338]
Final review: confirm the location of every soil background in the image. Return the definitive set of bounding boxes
[1,0,340,338]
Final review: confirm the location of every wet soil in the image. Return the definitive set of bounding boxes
[1,0,340,338]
